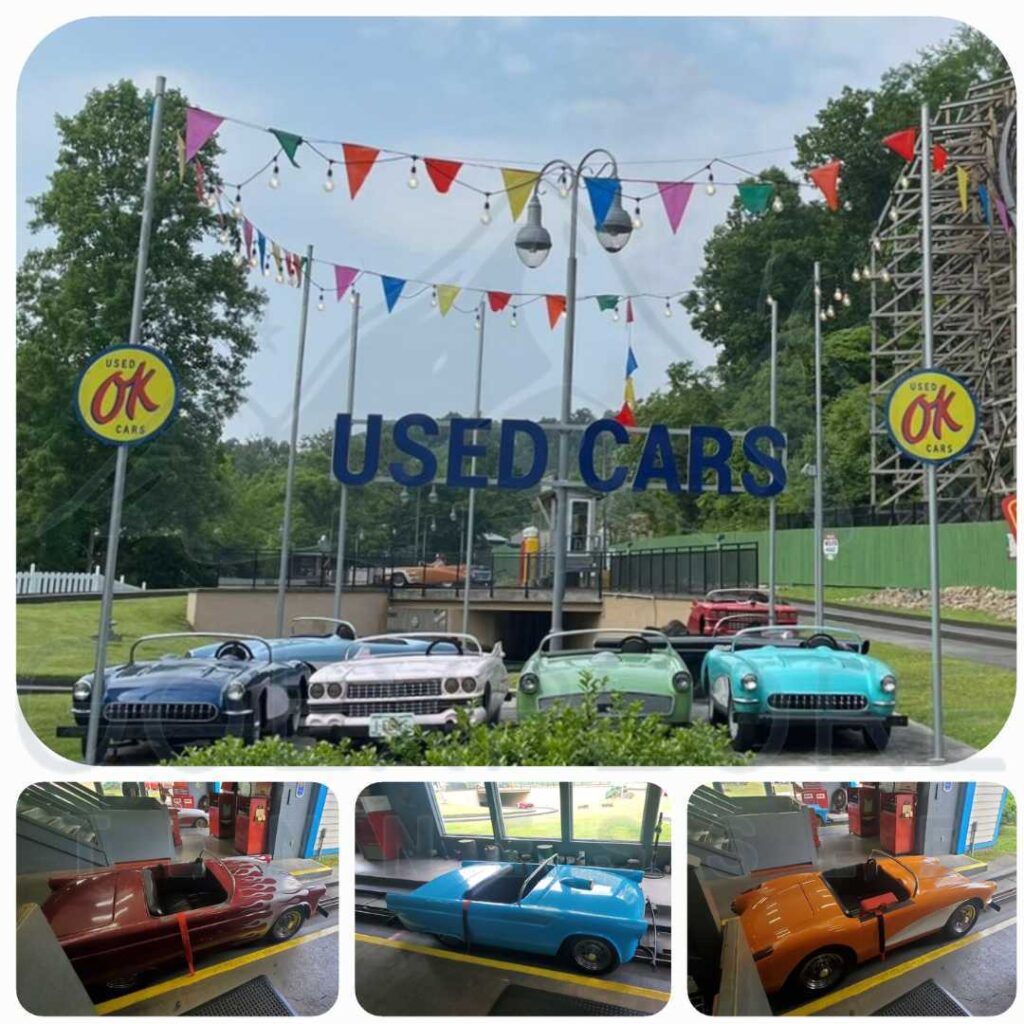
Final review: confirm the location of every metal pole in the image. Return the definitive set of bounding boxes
[84,75,166,766]
[462,301,487,632]
[768,296,779,624]
[551,174,581,641]
[275,243,315,637]
[813,261,825,626]
[920,102,945,763]
[332,290,360,619]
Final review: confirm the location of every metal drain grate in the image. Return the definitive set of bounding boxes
[489,984,649,1016]
[873,979,968,1016]
[183,974,295,1016]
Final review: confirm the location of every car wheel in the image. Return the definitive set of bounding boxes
[790,947,850,995]
[727,695,759,752]
[392,573,408,588]
[269,907,307,942]
[944,900,981,939]
[566,935,618,975]
[708,686,726,725]
[863,723,891,751]
[194,816,208,830]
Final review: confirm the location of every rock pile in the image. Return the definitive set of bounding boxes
[843,586,1016,622]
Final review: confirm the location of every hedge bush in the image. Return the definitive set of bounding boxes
[170,675,748,767]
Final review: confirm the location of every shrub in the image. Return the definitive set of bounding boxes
[170,674,748,767]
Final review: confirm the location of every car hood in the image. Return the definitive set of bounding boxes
[313,652,492,682]
[526,866,646,921]
[528,651,680,693]
[733,872,841,950]
[728,647,884,685]
[43,868,147,937]
[100,659,254,703]
[188,636,429,662]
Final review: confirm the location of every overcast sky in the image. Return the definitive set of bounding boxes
[17,16,962,440]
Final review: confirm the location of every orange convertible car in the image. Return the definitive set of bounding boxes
[731,852,997,997]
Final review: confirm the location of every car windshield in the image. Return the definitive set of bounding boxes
[540,629,669,656]
[706,589,769,604]
[730,625,863,652]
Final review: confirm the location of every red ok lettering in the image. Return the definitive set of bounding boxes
[900,385,963,444]
[90,363,160,424]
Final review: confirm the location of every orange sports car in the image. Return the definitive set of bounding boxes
[731,852,997,997]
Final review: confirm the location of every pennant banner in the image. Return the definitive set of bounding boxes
[737,182,774,215]
[424,158,463,194]
[487,291,511,313]
[657,181,694,234]
[626,298,635,324]
[614,401,636,428]
[177,133,187,182]
[584,177,620,228]
[271,129,303,167]
[436,284,460,316]
[502,168,538,222]
[978,184,992,225]
[596,295,619,312]
[993,191,1011,234]
[545,294,567,329]
[624,376,636,407]
[956,166,970,213]
[626,345,639,378]
[342,143,379,198]
[807,160,842,212]
[257,231,266,270]
[932,144,948,174]
[883,129,917,162]
[271,242,283,275]
[382,275,406,312]
[243,218,254,260]
[334,265,359,299]
[185,107,223,162]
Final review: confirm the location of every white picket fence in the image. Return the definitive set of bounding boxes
[15,565,146,597]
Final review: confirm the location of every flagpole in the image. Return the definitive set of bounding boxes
[462,300,487,633]
[812,261,825,626]
[275,243,315,638]
[767,295,779,624]
[332,289,360,620]
[84,75,166,766]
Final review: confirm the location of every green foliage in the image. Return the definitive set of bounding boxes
[170,674,748,767]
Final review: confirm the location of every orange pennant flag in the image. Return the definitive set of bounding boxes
[502,168,539,222]
[807,160,843,212]
[424,158,462,194]
[342,143,380,198]
[546,294,567,329]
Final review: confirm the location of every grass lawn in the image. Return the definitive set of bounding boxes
[970,823,1016,864]
[870,640,1014,752]
[19,692,81,762]
[17,595,191,679]
[780,586,1013,628]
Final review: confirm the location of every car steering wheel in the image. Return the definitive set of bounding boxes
[620,635,651,654]
[335,623,356,640]
[426,637,462,656]
[215,640,254,661]
[803,633,839,650]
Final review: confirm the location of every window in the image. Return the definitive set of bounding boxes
[655,788,672,844]
[720,782,769,797]
[431,783,494,837]
[770,783,796,798]
[499,782,562,839]
[571,782,646,842]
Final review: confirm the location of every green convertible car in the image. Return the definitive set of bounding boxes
[516,629,693,724]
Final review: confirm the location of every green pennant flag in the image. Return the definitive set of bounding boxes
[271,128,303,167]
[596,295,619,312]
[738,183,774,215]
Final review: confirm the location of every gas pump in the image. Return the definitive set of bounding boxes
[848,785,879,837]
[880,789,917,855]
[234,783,272,855]
[210,783,237,839]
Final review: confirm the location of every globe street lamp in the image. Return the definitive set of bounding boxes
[514,151,632,639]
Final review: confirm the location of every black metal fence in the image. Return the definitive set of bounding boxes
[608,543,759,596]
[778,495,1004,529]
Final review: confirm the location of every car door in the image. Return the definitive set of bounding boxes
[389,892,465,941]
[467,900,559,955]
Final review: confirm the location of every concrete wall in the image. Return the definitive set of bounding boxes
[187,588,390,637]
[598,593,693,629]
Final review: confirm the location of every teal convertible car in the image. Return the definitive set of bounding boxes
[516,628,692,724]
[702,625,908,752]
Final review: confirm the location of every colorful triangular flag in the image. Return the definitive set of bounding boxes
[993,191,1011,234]
[657,181,694,234]
[185,107,223,162]
[625,345,638,378]
[501,168,538,222]
[424,158,462,194]
[624,377,636,407]
[807,160,842,212]
[957,166,970,213]
[614,401,636,428]
[436,284,460,316]
[932,144,948,174]
[488,291,511,313]
[978,184,992,225]
[382,275,406,312]
[242,218,254,261]
[737,183,774,215]
[545,295,567,329]
[177,133,187,182]
[626,298,635,324]
[584,177,620,228]
[271,128,303,167]
[596,295,619,312]
[257,231,266,270]
[334,265,358,300]
[882,129,917,162]
[341,143,379,198]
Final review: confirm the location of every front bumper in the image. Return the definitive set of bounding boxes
[732,709,908,728]
[519,691,690,723]
[302,704,488,736]
[58,708,251,745]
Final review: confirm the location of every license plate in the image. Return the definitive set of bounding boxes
[369,713,415,738]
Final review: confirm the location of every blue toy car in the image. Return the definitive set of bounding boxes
[702,625,908,752]
[189,617,432,669]
[56,632,314,762]
[386,856,651,974]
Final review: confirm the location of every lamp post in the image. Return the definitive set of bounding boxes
[812,261,825,626]
[767,295,779,624]
[461,300,487,632]
[514,151,633,640]
[332,289,360,619]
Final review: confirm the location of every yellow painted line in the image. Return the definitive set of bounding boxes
[355,932,669,1004]
[952,857,986,874]
[94,924,338,1015]
[289,866,329,876]
[784,916,1016,1016]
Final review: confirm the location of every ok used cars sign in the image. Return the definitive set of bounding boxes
[75,344,179,446]
[885,368,979,465]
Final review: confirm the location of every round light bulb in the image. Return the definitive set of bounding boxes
[430,287,438,308]
[408,160,418,189]
[317,294,325,311]
[713,299,723,313]
[276,270,285,284]
[833,287,843,302]
[612,309,620,322]
[872,237,882,252]
[324,166,335,192]
[827,304,836,319]
[820,310,828,322]
[664,299,672,318]
[842,293,852,307]
[851,268,861,283]
[218,228,229,244]
[558,172,569,199]
[350,290,357,306]
[899,174,910,190]
[510,310,518,328]
[632,203,643,230]
[249,254,258,269]
[269,162,280,189]
[232,251,245,267]
[705,170,716,196]
[772,194,784,213]
[862,265,871,280]
[889,207,899,222]
[480,198,492,225]
[880,268,891,283]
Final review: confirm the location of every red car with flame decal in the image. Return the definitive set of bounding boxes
[42,854,327,988]
[686,589,799,636]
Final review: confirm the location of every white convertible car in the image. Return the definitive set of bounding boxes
[301,633,508,739]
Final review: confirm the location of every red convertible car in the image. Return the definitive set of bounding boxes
[42,854,328,988]
[686,589,799,636]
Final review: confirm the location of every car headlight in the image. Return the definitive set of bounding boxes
[672,671,691,692]
[72,678,92,702]
[327,682,342,699]
[519,673,539,694]
[880,675,897,693]
[225,681,246,702]
[443,677,460,695]
[741,673,758,691]
[309,682,325,699]
[461,677,477,693]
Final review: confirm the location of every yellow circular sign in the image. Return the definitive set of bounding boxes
[886,368,978,465]
[75,345,179,446]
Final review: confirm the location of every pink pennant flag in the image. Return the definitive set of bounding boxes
[994,192,1012,235]
[334,265,359,300]
[185,107,223,162]
[242,218,254,259]
[626,298,635,324]
[657,181,695,234]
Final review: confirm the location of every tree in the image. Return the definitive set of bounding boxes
[17,80,265,569]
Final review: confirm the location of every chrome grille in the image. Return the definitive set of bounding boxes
[713,614,767,632]
[767,693,868,711]
[346,679,443,699]
[103,702,220,722]
[339,699,469,716]
[538,693,675,715]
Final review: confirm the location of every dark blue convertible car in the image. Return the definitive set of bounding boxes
[386,856,651,974]
[56,633,313,762]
